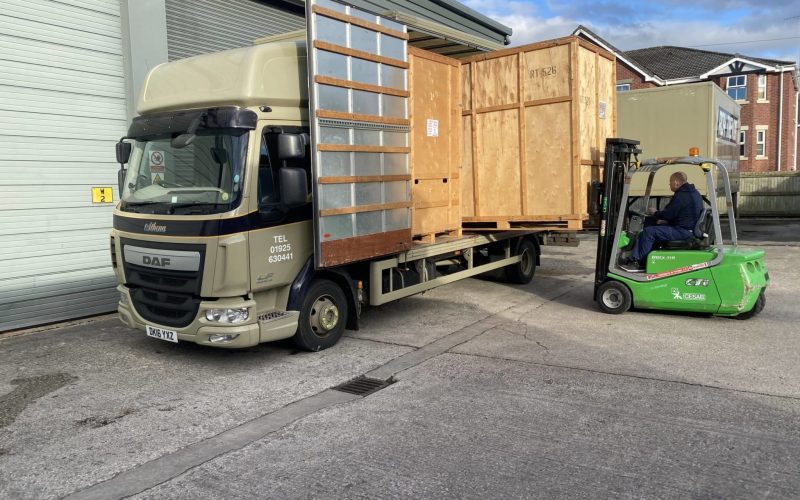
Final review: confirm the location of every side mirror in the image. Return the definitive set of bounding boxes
[116,140,131,164]
[279,167,308,207]
[278,133,308,160]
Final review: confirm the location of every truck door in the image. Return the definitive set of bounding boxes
[306,0,412,268]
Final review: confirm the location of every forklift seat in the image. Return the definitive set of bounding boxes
[654,208,713,250]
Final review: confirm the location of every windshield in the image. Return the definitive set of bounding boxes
[120,129,249,215]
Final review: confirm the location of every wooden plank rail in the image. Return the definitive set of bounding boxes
[311,5,409,40]
[313,40,409,69]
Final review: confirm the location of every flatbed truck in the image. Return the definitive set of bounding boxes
[111,31,543,351]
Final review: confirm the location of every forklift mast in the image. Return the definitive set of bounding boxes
[594,138,641,295]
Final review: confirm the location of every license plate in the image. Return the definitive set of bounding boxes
[146,325,178,343]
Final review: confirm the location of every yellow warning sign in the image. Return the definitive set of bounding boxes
[152,173,163,185]
[92,187,113,204]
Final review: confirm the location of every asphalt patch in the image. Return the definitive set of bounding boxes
[75,408,135,429]
[0,373,78,428]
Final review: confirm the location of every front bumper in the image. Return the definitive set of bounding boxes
[117,285,260,348]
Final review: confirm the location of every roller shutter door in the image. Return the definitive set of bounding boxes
[166,0,305,61]
[0,0,127,331]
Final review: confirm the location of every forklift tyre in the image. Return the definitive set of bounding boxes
[597,280,632,315]
[735,290,765,320]
[505,239,537,284]
[293,279,348,351]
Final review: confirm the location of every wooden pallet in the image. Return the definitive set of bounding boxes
[413,227,463,244]
[461,218,583,231]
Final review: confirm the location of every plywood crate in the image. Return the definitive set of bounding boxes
[408,47,462,242]
[460,36,616,229]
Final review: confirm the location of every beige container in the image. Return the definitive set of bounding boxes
[459,36,616,229]
[617,81,741,198]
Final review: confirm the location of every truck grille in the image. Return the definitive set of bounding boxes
[129,287,200,327]
[121,238,205,328]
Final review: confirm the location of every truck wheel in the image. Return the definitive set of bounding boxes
[736,290,765,320]
[597,280,632,314]
[505,239,537,284]
[293,279,348,351]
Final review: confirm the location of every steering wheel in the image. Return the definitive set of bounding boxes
[629,208,649,218]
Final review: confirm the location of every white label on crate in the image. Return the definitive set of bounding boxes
[426,119,439,137]
[599,101,607,120]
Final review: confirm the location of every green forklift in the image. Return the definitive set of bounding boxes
[594,138,768,317]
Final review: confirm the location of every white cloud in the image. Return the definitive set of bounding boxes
[464,0,799,63]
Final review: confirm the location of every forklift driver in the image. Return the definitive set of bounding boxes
[622,171,703,272]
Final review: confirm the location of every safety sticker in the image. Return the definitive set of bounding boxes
[149,151,165,173]
[646,262,710,280]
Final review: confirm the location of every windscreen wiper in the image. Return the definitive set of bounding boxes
[121,201,162,213]
[166,202,227,215]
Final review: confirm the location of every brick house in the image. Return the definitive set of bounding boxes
[574,26,799,172]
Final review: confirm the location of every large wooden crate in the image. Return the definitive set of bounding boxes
[408,47,462,242]
[460,36,616,229]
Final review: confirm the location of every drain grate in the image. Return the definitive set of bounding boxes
[333,376,394,397]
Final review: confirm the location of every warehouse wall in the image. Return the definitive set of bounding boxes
[0,0,128,331]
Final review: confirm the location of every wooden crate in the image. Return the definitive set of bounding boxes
[460,36,616,228]
[408,47,462,242]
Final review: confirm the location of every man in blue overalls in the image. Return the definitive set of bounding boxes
[622,171,703,272]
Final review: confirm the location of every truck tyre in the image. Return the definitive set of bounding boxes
[293,279,348,351]
[736,290,765,320]
[504,239,537,284]
[597,280,632,314]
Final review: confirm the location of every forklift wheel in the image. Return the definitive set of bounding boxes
[597,281,632,315]
[735,290,765,320]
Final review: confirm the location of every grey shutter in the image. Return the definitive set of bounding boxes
[0,0,128,331]
[165,0,305,61]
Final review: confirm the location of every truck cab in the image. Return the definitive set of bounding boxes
[112,42,323,348]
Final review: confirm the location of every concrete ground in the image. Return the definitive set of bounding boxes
[1,219,798,499]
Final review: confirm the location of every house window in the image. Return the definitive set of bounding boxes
[727,75,747,101]
[757,74,767,100]
[616,83,631,92]
[739,130,746,157]
[756,130,766,157]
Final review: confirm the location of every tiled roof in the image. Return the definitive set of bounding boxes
[572,24,656,79]
[572,25,795,82]
[625,46,794,80]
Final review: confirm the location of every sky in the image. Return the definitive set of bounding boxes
[464,0,800,63]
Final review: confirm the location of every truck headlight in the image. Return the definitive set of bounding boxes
[205,308,249,323]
